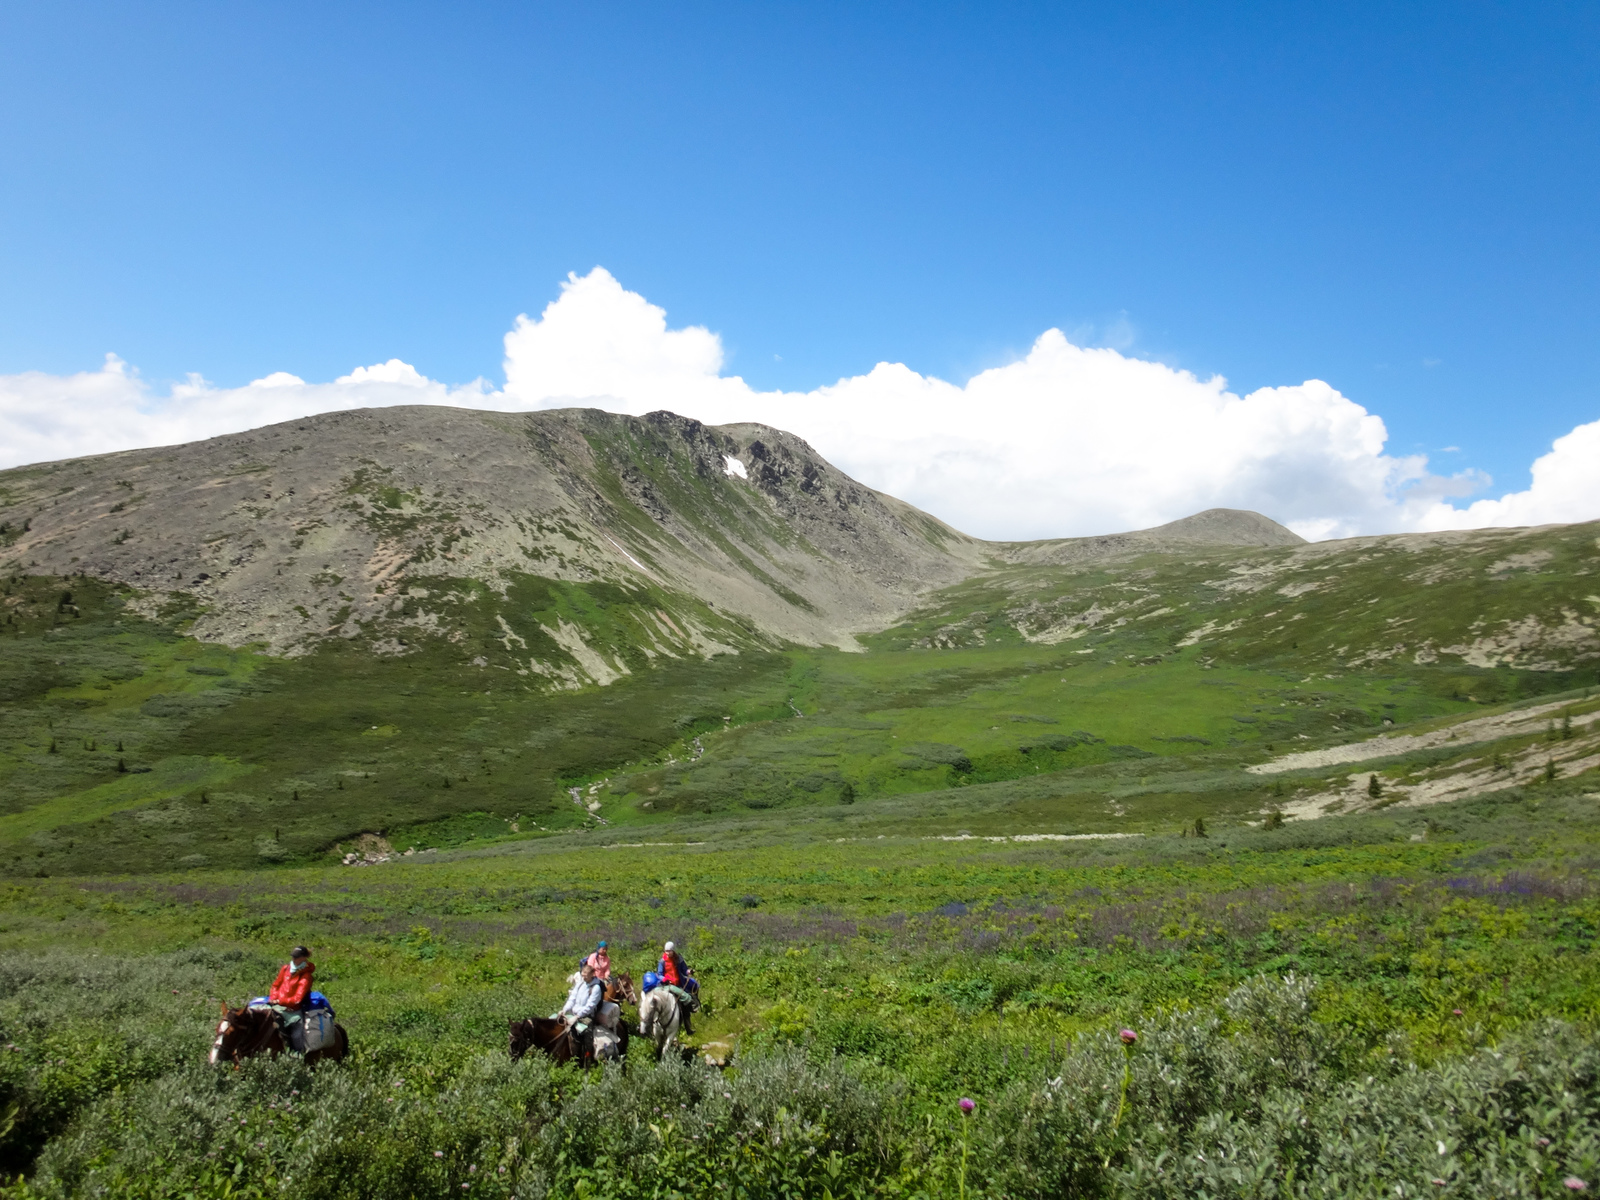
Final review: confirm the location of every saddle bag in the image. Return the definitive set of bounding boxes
[596,1001,621,1031]
[300,1008,337,1054]
[591,1026,622,1061]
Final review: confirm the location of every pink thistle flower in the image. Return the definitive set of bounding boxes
[1452,1009,1463,1016]
[959,1097,975,1114]
[1565,1178,1587,1191]
[1119,1029,1138,1045]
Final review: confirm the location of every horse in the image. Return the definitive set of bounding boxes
[209,1004,349,1068]
[602,970,638,1006]
[509,1015,628,1068]
[637,987,683,1058]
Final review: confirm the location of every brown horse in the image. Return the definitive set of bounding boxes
[508,1015,629,1068]
[209,1004,349,1068]
[602,971,638,1006]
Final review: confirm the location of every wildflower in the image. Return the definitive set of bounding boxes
[1565,1180,1587,1192]
[959,1097,975,1114]
[434,1150,445,1158]
[1452,1009,1463,1016]
[1431,1180,1446,1187]
[1539,1138,1551,1147]
[1120,1029,1138,1045]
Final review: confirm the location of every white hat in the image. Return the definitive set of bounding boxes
[664,941,675,951]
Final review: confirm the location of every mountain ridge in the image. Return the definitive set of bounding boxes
[0,404,1296,674]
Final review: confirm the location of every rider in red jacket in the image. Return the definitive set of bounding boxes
[269,946,314,1009]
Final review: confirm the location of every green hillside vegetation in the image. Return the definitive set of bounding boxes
[3,519,1597,875]
[3,453,1599,1194]
[1,783,1598,1196]
[3,518,1600,876]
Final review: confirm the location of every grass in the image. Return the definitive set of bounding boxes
[1,779,1598,1195]
[3,515,1598,874]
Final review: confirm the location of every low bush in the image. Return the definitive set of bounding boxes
[4,964,1597,1199]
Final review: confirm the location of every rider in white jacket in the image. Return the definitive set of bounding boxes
[558,961,603,1029]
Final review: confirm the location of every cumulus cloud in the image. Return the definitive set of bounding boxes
[2,266,1596,541]
[1408,418,1600,531]
[499,269,1595,540]
[0,353,493,473]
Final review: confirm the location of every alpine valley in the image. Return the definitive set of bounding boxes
[0,404,1595,876]
[4,405,1600,1200]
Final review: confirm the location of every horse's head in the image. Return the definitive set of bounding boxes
[607,971,638,1005]
[509,1018,536,1062]
[509,1016,571,1063]
[210,1004,255,1066]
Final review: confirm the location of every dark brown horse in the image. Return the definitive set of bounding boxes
[509,1015,629,1068]
[209,1004,349,1068]
[602,971,638,1006]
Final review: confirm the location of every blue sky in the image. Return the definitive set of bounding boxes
[1,1,1597,527]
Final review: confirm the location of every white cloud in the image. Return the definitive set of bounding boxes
[0,353,494,473]
[1409,418,1600,531]
[2,266,1596,541]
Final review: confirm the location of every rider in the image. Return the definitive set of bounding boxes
[269,946,314,1008]
[556,960,603,1063]
[660,940,698,1002]
[267,946,314,1040]
[644,964,699,1037]
[585,940,611,981]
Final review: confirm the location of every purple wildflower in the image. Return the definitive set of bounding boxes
[959,1098,976,1114]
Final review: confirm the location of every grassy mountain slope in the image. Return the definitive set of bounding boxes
[0,405,980,667]
[1,408,1597,876]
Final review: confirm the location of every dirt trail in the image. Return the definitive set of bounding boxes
[1247,697,1584,775]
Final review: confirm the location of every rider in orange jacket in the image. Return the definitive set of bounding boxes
[269,946,314,1009]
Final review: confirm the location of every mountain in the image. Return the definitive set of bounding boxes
[1,404,1595,877]
[996,507,1304,566]
[0,406,1303,680]
[1,406,985,675]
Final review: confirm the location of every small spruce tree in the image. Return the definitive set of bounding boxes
[1192,817,1207,838]
[116,758,127,773]
[1544,759,1559,783]
[1561,712,1573,741]
[1367,774,1383,799]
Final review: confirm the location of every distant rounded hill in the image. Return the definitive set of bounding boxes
[997,508,1304,565]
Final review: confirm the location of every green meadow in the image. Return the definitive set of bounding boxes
[2,520,1599,1195]
[2,781,1599,1197]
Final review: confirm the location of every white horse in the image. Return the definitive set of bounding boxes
[638,986,681,1056]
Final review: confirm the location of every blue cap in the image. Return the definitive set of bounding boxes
[642,971,661,991]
